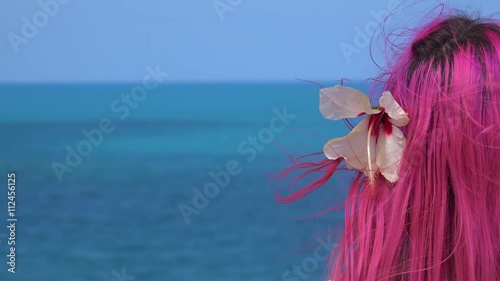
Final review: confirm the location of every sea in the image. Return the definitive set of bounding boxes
[0,82,369,281]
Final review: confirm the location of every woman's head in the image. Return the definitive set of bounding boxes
[280,13,500,281]
[355,13,500,281]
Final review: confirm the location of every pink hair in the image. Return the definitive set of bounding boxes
[278,13,500,280]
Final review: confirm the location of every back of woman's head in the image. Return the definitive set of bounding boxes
[347,13,500,281]
[279,12,500,281]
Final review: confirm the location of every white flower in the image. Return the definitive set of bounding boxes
[320,85,409,186]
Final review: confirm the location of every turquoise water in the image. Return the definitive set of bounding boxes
[0,83,363,281]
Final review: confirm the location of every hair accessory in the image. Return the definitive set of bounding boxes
[319,85,409,187]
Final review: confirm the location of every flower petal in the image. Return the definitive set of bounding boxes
[376,125,406,182]
[320,85,380,120]
[379,91,409,127]
[324,118,377,175]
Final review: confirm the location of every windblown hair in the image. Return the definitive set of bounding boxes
[279,13,500,281]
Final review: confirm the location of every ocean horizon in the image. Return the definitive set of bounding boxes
[0,82,364,281]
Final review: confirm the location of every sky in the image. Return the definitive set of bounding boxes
[1,0,500,83]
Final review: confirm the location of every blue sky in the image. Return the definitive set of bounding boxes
[1,0,499,82]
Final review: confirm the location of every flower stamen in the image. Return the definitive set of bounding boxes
[366,120,376,190]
